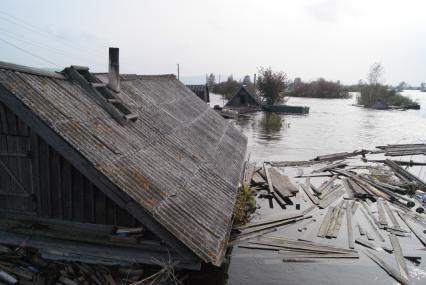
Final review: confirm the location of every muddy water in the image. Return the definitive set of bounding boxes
[207,91,426,285]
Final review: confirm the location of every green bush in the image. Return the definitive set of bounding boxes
[259,113,282,131]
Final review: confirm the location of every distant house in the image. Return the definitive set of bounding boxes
[224,85,262,109]
[0,49,247,269]
[186,84,210,103]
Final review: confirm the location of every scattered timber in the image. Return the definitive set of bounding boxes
[346,201,354,249]
[389,234,410,283]
[362,249,410,285]
[397,212,426,247]
[355,238,393,253]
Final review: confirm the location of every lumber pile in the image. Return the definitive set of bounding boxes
[0,244,181,285]
[236,144,426,284]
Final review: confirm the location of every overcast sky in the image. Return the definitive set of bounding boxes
[1,0,425,85]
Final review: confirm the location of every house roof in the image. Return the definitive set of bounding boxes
[0,61,247,265]
[225,85,262,107]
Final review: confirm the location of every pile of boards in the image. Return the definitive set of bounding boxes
[234,144,426,285]
[0,244,179,285]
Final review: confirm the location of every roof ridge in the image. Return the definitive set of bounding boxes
[0,61,65,79]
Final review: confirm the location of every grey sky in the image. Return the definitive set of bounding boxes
[1,0,425,85]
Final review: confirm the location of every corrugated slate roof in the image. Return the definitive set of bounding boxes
[0,61,247,265]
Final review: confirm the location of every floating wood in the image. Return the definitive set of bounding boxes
[313,161,346,174]
[397,212,426,247]
[317,207,334,238]
[318,188,345,209]
[300,183,319,205]
[357,224,366,236]
[251,172,266,185]
[346,200,354,249]
[318,175,338,193]
[268,168,298,197]
[376,199,388,226]
[355,238,393,253]
[263,164,274,194]
[328,201,346,238]
[234,212,303,230]
[360,207,385,242]
[389,234,410,283]
[362,249,409,285]
[383,201,399,228]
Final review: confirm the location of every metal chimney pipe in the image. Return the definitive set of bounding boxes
[108,47,120,92]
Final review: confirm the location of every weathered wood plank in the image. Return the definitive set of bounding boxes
[376,198,388,226]
[268,168,298,198]
[346,201,354,249]
[318,188,345,209]
[317,207,334,237]
[389,234,410,283]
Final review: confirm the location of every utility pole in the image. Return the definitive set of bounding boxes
[177,64,180,80]
[253,73,256,90]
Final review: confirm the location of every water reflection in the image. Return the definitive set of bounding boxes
[257,112,284,141]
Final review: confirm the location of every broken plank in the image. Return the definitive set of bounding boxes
[234,212,303,230]
[263,164,274,194]
[268,168,298,197]
[300,183,319,205]
[318,188,345,209]
[346,201,354,249]
[397,212,426,247]
[389,234,410,283]
[355,238,393,253]
[317,207,334,237]
[362,249,409,285]
[376,198,388,226]
[383,201,400,229]
[360,207,385,242]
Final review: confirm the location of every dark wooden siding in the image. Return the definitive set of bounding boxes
[226,88,259,107]
[0,102,138,227]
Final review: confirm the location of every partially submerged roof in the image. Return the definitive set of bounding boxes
[225,85,262,108]
[0,61,247,265]
[185,84,210,103]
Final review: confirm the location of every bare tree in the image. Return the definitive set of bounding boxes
[367,62,384,85]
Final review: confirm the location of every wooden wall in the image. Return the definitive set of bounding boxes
[0,102,138,227]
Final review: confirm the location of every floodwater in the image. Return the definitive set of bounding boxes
[206,91,426,285]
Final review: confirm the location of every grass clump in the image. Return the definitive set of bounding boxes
[233,184,256,225]
[259,113,283,131]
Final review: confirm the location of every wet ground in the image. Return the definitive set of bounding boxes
[207,91,426,285]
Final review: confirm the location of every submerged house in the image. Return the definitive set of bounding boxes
[224,85,262,110]
[185,84,210,103]
[0,48,247,269]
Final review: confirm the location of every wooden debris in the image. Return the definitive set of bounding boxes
[251,172,266,185]
[318,188,345,209]
[389,234,410,283]
[357,223,366,236]
[234,212,303,230]
[362,249,409,285]
[328,201,346,238]
[376,199,388,226]
[268,168,298,197]
[300,183,319,205]
[313,161,346,174]
[317,175,338,193]
[397,212,426,247]
[317,207,335,238]
[383,201,400,228]
[355,238,393,253]
[346,200,354,249]
[360,207,385,242]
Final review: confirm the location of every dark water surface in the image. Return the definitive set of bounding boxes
[207,91,426,285]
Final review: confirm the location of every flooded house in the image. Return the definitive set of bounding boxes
[0,48,247,270]
[185,84,210,103]
[223,85,262,111]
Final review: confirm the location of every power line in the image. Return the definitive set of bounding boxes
[0,10,105,57]
[0,28,105,66]
[0,36,61,68]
